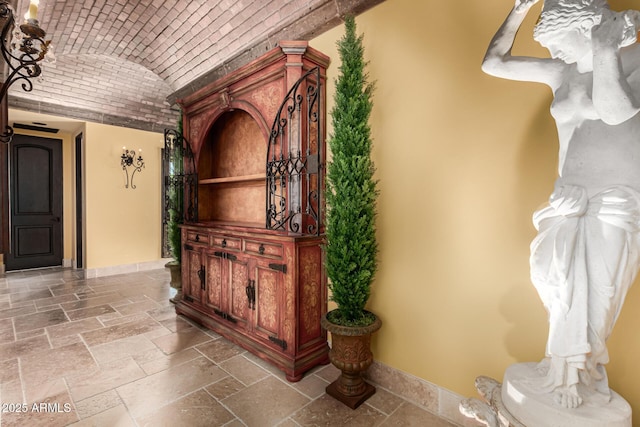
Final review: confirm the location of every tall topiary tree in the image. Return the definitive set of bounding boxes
[325,15,377,326]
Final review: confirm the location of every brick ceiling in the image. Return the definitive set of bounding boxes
[7,0,384,132]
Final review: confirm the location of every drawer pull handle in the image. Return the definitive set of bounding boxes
[195,235,200,242]
[222,239,227,248]
[259,244,265,255]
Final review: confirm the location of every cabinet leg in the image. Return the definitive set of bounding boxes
[286,373,304,382]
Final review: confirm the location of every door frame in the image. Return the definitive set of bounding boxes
[0,129,86,272]
[5,134,63,270]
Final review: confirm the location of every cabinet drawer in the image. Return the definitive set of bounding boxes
[186,231,208,244]
[245,240,284,258]
[211,235,241,251]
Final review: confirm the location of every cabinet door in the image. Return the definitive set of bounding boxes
[203,252,223,313]
[252,259,286,351]
[226,253,251,331]
[183,245,204,304]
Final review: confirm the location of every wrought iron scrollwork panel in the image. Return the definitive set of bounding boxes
[266,66,323,235]
[161,128,198,256]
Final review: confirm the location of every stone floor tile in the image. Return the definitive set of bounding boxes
[159,315,194,332]
[195,337,244,363]
[89,335,157,365]
[289,371,331,399]
[67,357,146,401]
[46,317,103,339]
[379,401,458,427]
[219,354,270,386]
[116,356,227,419]
[23,378,68,403]
[99,312,150,327]
[0,304,37,320]
[291,394,385,426]
[80,316,163,346]
[49,333,84,348]
[223,377,310,427]
[365,387,405,415]
[0,334,50,362]
[148,304,181,322]
[20,341,97,385]
[275,419,300,427]
[313,362,342,383]
[205,376,246,400]
[60,293,128,312]
[1,378,23,402]
[48,283,92,297]
[10,288,53,304]
[136,389,235,427]
[34,294,79,309]
[151,326,213,354]
[73,390,122,419]
[0,358,20,382]
[67,404,135,427]
[137,347,202,375]
[15,328,46,340]
[65,304,116,321]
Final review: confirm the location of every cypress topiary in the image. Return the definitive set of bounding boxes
[325,15,378,326]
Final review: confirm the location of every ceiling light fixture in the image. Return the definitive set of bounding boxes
[0,0,51,143]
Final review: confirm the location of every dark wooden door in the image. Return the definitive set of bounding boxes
[75,133,83,268]
[5,135,63,271]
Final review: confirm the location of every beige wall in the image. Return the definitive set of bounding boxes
[84,122,164,269]
[311,0,640,420]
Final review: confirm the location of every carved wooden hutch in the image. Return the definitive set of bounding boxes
[175,41,330,381]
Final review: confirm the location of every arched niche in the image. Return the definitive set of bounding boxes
[198,109,266,225]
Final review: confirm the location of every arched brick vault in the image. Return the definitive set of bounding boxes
[7,0,385,132]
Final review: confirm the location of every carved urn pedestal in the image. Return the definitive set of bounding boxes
[321,311,382,409]
[165,261,182,303]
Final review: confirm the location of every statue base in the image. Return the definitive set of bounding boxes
[460,363,631,427]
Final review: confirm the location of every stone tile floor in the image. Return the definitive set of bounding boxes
[0,267,458,426]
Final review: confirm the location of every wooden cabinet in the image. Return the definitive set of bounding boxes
[175,42,330,381]
[179,225,327,381]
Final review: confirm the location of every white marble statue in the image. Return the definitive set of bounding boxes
[483,0,640,412]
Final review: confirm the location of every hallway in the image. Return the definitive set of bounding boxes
[0,268,458,426]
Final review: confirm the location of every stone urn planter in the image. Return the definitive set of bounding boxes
[165,260,182,303]
[321,311,382,409]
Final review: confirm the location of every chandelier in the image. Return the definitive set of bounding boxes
[0,0,51,143]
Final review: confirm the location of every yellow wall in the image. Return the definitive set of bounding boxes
[311,0,640,419]
[84,122,164,269]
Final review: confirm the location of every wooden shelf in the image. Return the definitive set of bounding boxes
[199,174,266,185]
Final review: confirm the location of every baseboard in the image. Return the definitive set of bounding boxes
[365,361,481,427]
[84,258,173,278]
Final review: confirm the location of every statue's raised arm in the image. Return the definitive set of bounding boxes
[482,0,563,86]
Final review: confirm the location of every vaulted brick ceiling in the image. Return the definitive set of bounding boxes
[7,0,384,132]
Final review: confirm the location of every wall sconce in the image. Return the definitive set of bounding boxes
[0,0,52,143]
[121,147,144,189]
